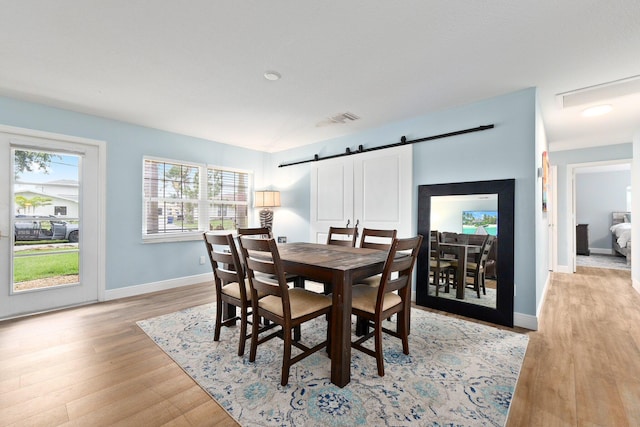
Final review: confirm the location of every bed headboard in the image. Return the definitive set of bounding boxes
[612,211,631,226]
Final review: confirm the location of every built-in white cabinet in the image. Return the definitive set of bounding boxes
[310,145,412,244]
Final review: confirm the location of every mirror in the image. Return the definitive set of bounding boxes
[416,179,514,327]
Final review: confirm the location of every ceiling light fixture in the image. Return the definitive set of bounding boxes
[581,104,613,117]
[263,71,281,81]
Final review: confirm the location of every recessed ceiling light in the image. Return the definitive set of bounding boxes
[263,71,281,81]
[581,104,613,117]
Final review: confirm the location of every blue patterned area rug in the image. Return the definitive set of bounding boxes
[137,304,528,426]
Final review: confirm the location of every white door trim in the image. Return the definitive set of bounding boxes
[0,125,106,317]
[566,158,632,274]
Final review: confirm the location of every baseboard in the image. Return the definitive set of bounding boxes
[589,248,614,255]
[634,277,640,294]
[556,264,572,274]
[514,312,538,330]
[105,273,211,301]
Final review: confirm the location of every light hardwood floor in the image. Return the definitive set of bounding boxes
[1,267,638,426]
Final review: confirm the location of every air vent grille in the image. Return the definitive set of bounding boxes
[316,112,360,127]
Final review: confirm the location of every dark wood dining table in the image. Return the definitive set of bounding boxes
[276,242,389,388]
[439,243,481,299]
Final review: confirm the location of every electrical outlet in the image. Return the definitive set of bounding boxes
[199,256,206,265]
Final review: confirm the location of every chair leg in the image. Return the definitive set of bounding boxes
[249,308,260,362]
[399,310,409,355]
[238,305,247,356]
[281,327,292,386]
[214,297,222,341]
[374,319,385,377]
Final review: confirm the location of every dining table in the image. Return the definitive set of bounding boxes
[275,242,390,388]
[439,242,482,299]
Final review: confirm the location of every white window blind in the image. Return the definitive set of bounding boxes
[143,158,251,241]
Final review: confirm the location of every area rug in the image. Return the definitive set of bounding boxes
[137,304,528,427]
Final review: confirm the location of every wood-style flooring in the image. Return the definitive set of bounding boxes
[1,266,638,426]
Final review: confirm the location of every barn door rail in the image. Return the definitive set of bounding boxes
[278,124,494,168]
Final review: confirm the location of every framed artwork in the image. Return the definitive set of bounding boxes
[542,151,549,212]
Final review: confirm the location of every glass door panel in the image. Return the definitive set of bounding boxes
[13,150,81,292]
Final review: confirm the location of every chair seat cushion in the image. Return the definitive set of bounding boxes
[259,288,331,319]
[221,278,265,300]
[429,259,451,269]
[357,274,382,287]
[351,284,401,314]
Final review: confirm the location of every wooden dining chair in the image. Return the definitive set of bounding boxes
[238,236,333,386]
[468,235,496,297]
[447,234,495,297]
[357,228,397,287]
[429,230,452,296]
[326,226,358,247]
[203,232,272,356]
[350,235,423,376]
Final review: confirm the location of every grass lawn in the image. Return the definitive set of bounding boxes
[14,251,79,282]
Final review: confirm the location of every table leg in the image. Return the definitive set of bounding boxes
[330,270,352,388]
[223,301,236,323]
[455,247,468,299]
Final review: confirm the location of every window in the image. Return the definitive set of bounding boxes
[54,206,67,216]
[143,158,250,241]
[207,167,249,230]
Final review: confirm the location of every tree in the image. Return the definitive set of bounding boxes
[165,165,199,224]
[14,150,60,179]
[15,195,52,214]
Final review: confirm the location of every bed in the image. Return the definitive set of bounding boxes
[610,211,631,265]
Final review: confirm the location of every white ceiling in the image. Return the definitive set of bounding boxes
[1,1,639,153]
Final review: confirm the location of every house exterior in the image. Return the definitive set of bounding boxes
[14,179,79,218]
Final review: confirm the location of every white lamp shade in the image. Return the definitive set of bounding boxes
[254,191,281,208]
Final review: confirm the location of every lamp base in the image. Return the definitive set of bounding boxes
[259,208,274,231]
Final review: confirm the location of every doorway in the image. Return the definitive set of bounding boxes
[0,126,105,319]
[567,159,632,273]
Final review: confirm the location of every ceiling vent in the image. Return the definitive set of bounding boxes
[316,112,360,127]
[556,75,640,108]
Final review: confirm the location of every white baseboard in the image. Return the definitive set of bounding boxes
[634,277,640,294]
[514,312,538,330]
[105,273,211,301]
[589,247,614,255]
[556,264,572,274]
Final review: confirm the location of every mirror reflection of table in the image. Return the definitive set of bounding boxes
[438,243,481,299]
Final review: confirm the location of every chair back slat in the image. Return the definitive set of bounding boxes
[327,226,358,247]
[203,232,245,297]
[238,236,289,301]
[238,227,273,239]
[376,235,423,309]
[359,228,397,251]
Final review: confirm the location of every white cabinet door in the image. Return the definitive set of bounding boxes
[310,145,412,243]
[310,157,354,243]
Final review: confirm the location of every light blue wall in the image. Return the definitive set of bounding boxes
[576,170,630,251]
[0,96,268,290]
[270,88,541,316]
[550,144,633,267]
[2,88,543,317]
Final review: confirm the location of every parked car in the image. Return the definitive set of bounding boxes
[14,216,79,242]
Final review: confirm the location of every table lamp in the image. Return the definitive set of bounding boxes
[254,190,280,230]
